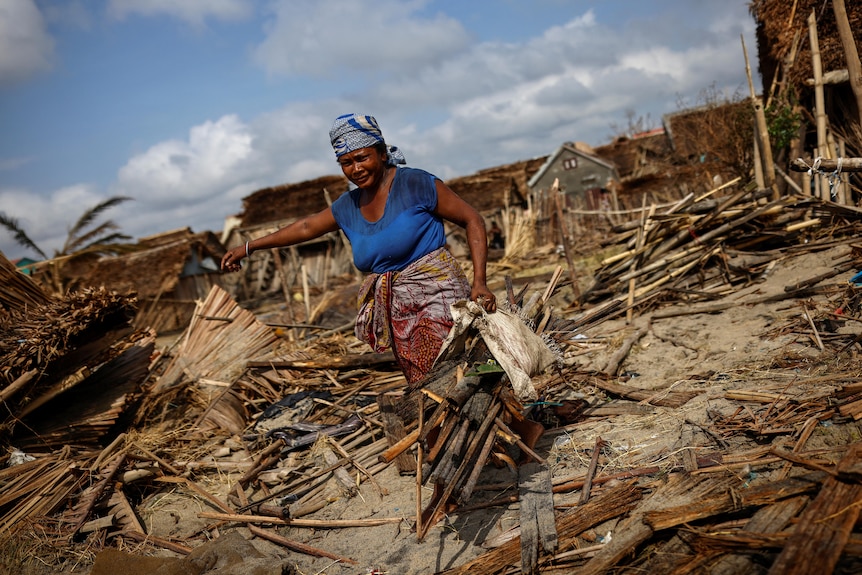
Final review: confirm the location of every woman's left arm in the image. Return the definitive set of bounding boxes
[433,179,496,312]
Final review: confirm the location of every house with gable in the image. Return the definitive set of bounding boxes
[527,142,621,210]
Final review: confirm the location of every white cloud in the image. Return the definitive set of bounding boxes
[252,0,470,78]
[0,183,106,258]
[107,0,252,26]
[0,0,53,86]
[115,115,255,203]
[352,5,754,176]
[108,115,256,240]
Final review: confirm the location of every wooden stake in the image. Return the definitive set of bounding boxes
[415,392,425,541]
[551,178,581,305]
[803,308,825,351]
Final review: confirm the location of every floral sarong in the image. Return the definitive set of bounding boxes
[355,247,471,385]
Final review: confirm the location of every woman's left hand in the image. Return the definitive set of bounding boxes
[471,285,497,312]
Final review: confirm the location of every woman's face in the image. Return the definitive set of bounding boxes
[337,146,388,189]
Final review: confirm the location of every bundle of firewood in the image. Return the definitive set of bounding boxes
[578,184,862,323]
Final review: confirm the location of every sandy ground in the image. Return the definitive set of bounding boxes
[99,242,859,575]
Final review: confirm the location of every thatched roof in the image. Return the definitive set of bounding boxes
[237,159,547,229]
[240,175,350,228]
[68,230,226,299]
[662,100,753,163]
[750,0,862,92]
[594,129,671,181]
[445,157,547,212]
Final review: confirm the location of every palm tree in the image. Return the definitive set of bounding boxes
[0,213,47,260]
[57,196,136,258]
[1,196,137,293]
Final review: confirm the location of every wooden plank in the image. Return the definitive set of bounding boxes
[578,474,728,575]
[768,448,862,574]
[518,462,558,574]
[440,481,641,575]
[706,496,808,575]
[377,394,416,474]
[645,472,825,531]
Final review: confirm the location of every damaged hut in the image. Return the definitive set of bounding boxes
[750,0,862,200]
[62,227,228,334]
[220,175,356,308]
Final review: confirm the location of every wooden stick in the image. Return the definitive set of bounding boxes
[134,443,181,476]
[378,426,423,464]
[790,157,862,172]
[459,427,499,503]
[808,9,830,200]
[627,197,648,324]
[603,326,648,377]
[416,391,425,542]
[156,477,234,513]
[742,33,776,197]
[551,178,581,304]
[199,511,402,528]
[580,437,605,505]
[803,307,825,351]
[494,417,546,465]
[248,524,357,565]
[0,369,37,404]
[121,529,192,555]
[330,439,385,496]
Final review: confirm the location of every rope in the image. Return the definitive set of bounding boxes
[796,156,844,201]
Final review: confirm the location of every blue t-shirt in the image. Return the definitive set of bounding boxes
[330,167,446,273]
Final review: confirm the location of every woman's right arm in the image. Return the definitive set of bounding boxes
[221,207,340,272]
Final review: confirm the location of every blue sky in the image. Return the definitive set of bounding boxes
[0,0,758,260]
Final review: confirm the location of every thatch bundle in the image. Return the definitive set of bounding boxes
[0,287,137,386]
[0,252,51,312]
[0,282,152,455]
[750,0,862,90]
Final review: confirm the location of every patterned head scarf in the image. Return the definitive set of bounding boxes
[329,113,406,166]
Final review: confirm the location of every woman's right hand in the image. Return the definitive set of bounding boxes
[221,246,246,272]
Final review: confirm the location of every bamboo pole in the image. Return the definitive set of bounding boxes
[790,158,862,171]
[415,392,424,541]
[808,9,830,201]
[832,0,862,128]
[742,34,777,198]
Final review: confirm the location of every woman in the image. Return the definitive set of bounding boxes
[221,113,496,385]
